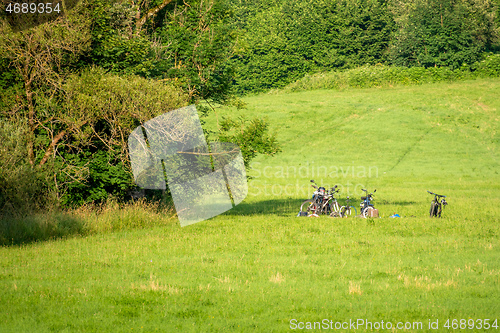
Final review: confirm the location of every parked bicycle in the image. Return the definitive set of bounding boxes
[360,188,376,218]
[428,191,448,217]
[299,180,339,216]
[329,188,342,217]
[339,196,357,217]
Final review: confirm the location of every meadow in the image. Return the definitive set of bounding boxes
[1,78,499,332]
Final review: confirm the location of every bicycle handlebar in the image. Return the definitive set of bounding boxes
[310,183,340,195]
[427,190,446,198]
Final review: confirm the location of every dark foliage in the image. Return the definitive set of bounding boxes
[229,0,396,93]
[390,0,499,68]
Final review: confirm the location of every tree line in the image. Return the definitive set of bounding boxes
[0,0,498,215]
[229,0,500,93]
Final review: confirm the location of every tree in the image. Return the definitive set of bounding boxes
[389,0,500,68]
[0,4,190,206]
[85,0,238,104]
[133,0,175,32]
[229,0,395,94]
[0,8,91,166]
[56,68,190,205]
[154,0,238,104]
[217,117,281,168]
[0,0,276,210]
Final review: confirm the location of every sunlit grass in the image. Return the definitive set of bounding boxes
[1,79,499,332]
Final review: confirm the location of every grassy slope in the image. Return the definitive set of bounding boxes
[1,79,499,332]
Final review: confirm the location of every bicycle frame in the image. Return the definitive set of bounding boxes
[360,188,376,218]
[301,180,339,216]
[339,196,357,217]
[428,191,447,217]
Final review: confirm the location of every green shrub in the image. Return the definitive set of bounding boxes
[389,0,499,68]
[280,56,500,93]
[230,0,395,94]
[0,119,55,216]
[52,68,190,207]
[473,53,500,77]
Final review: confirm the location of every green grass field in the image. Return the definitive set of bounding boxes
[1,79,499,332]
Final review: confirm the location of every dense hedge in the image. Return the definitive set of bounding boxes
[229,0,395,94]
[389,0,499,69]
[229,0,500,94]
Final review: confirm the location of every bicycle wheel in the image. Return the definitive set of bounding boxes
[339,206,347,217]
[329,201,340,217]
[341,206,357,217]
[429,202,438,217]
[324,201,332,215]
[300,199,318,215]
[362,206,374,218]
[330,210,340,217]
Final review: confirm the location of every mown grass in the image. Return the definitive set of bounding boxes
[1,79,499,332]
[1,215,498,332]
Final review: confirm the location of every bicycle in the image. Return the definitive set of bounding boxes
[360,188,376,218]
[428,191,448,217]
[339,196,357,217]
[299,180,339,216]
[328,187,342,217]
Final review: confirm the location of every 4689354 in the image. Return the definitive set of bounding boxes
[5,2,61,14]
[444,319,498,330]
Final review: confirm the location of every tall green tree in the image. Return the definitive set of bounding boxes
[0,0,278,210]
[0,6,91,166]
[86,0,238,104]
[389,0,499,68]
[229,0,395,93]
[153,0,238,104]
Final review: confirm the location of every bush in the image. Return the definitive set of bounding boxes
[0,119,55,217]
[390,0,499,68]
[280,55,500,93]
[53,68,190,207]
[472,53,500,77]
[230,0,395,94]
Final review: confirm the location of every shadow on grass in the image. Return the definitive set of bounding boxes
[222,195,373,217]
[221,198,303,216]
[379,200,417,206]
[0,199,177,246]
[0,212,85,246]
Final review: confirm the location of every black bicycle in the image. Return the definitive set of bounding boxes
[360,188,376,218]
[339,196,357,217]
[300,180,339,216]
[428,191,448,217]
